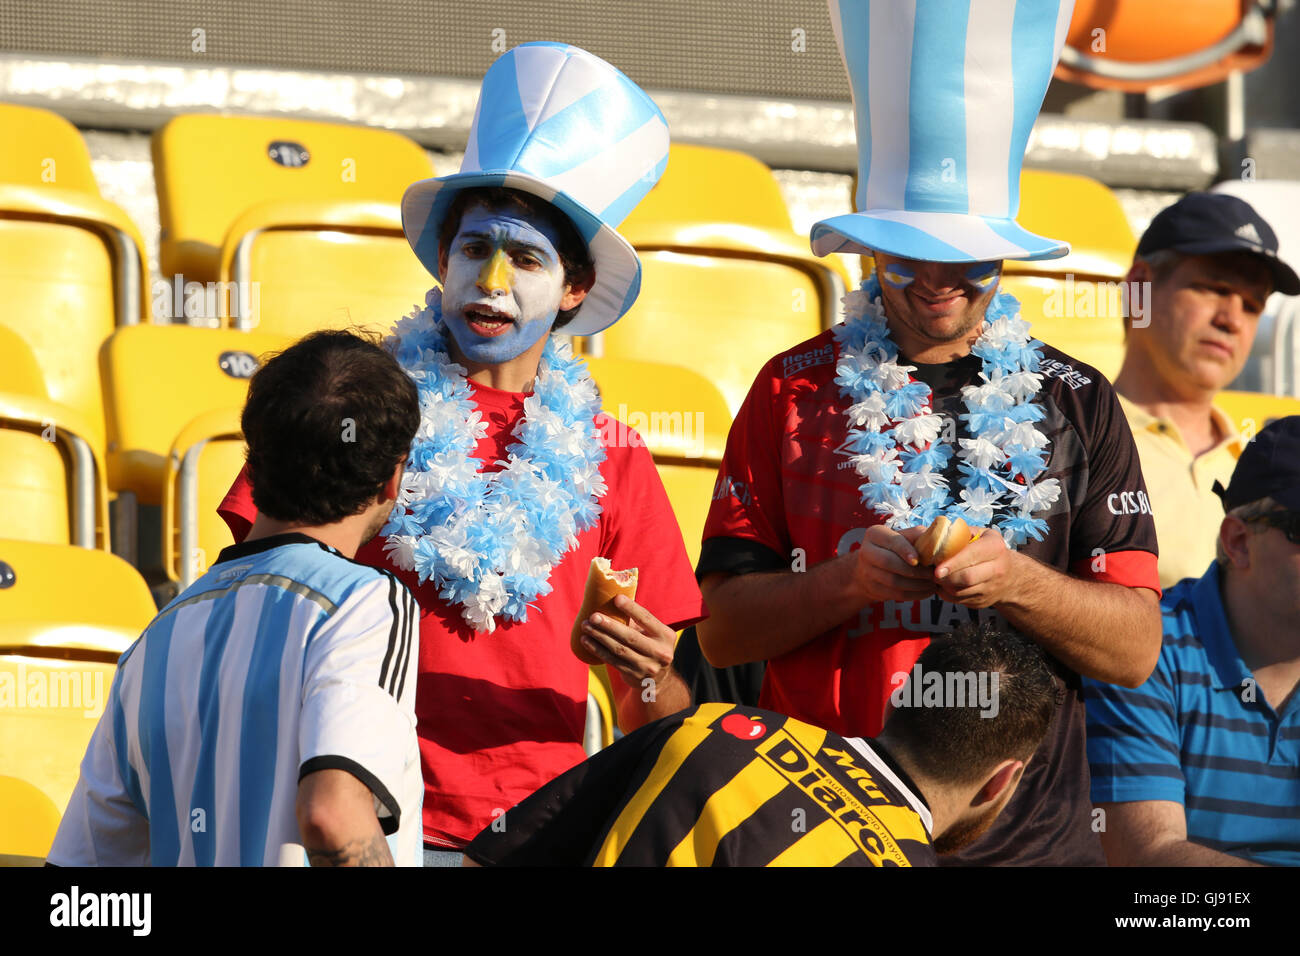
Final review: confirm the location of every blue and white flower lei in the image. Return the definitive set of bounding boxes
[380,288,608,633]
[834,275,1061,548]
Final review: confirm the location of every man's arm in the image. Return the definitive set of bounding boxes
[1097,801,1265,867]
[579,596,692,732]
[933,532,1161,687]
[696,526,935,669]
[296,769,394,867]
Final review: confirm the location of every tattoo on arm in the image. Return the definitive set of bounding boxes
[305,832,395,867]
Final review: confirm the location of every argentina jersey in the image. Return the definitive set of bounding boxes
[48,533,421,867]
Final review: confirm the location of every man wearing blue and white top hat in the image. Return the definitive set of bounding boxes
[697,0,1164,865]
[219,43,707,861]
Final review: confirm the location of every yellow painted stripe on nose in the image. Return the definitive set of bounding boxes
[480,248,512,292]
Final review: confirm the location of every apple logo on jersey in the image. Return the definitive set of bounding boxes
[721,714,767,741]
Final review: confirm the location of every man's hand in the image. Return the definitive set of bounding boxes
[852,524,937,604]
[580,595,675,689]
[932,528,1015,608]
[582,596,690,732]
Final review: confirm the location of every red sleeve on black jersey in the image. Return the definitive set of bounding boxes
[699,358,792,564]
[1067,382,1161,595]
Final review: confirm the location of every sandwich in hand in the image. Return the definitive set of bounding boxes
[570,557,639,665]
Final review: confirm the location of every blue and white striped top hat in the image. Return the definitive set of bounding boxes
[402,42,670,337]
[811,0,1075,263]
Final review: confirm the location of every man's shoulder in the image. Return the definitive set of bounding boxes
[770,329,840,383]
[201,538,398,615]
[1158,570,1215,642]
[1034,343,1113,401]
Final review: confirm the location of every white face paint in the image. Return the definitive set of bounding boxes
[440,205,571,365]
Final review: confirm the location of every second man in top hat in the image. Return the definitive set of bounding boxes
[695,0,1163,866]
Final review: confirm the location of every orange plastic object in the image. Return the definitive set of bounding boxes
[1058,0,1274,92]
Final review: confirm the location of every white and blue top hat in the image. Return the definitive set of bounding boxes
[812,0,1075,264]
[402,42,670,337]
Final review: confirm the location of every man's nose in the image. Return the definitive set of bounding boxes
[912,262,964,292]
[1214,292,1248,333]
[477,248,512,295]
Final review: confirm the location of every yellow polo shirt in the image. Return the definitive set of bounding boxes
[1117,394,1242,589]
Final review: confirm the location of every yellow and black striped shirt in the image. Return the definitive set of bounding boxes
[464,703,935,866]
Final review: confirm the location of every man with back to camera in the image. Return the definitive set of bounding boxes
[463,623,1061,867]
[217,43,707,865]
[1113,192,1299,588]
[47,330,423,866]
[1085,416,1300,866]
[694,0,1162,866]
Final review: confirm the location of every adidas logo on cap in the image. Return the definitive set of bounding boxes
[1235,222,1263,246]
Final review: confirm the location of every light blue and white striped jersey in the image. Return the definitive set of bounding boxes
[48,532,422,866]
[1084,563,1300,866]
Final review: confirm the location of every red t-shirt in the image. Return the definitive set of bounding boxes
[699,329,1161,865]
[220,380,706,848]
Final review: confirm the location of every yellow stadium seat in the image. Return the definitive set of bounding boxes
[0,389,111,550]
[217,199,434,337]
[586,222,849,417]
[0,106,152,469]
[0,538,153,862]
[153,113,435,283]
[100,325,292,507]
[1014,171,1137,280]
[999,274,1126,382]
[0,538,154,649]
[585,356,730,569]
[622,143,796,232]
[161,408,245,587]
[0,776,63,864]
[0,103,100,195]
[1214,390,1300,441]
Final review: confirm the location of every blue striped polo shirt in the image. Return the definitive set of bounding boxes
[1084,562,1300,866]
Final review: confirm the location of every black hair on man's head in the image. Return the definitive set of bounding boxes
[438,186,595,330]
[880,622,1061,785]
[242,329,419,526]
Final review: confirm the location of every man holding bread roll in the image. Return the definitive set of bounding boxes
[218,45,705,864]
[695,0,1162,866]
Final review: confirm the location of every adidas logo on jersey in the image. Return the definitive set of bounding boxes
[1235,222,1263,246]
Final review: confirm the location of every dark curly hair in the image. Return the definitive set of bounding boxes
[879,622,1062,785]
[242,329,419,526]
[438,186,596,330]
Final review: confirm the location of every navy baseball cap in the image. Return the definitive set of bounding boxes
[1137,192,1300,297]
[1213,415,1300,512]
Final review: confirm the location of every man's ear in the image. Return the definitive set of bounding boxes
[381,460,404,504]
[559,271,595,313]
[972,759,1023,808]
[1125,258,1152,287]
[1219,515,1252,570]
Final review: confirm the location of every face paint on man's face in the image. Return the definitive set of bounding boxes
[880,261,916,289]
[440,206,570,366]
[964,261,1001,292]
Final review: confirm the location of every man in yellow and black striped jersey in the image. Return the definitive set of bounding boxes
[463,623,1061,866]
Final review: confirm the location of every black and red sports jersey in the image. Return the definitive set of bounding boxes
[698,328,1160,866]
[464,703,936,867]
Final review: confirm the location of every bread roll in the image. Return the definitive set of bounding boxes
[915,515,975,566]
[569,557,639,665]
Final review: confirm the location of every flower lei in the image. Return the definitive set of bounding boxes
[380,288,608,632]
[834,275,1061,547]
